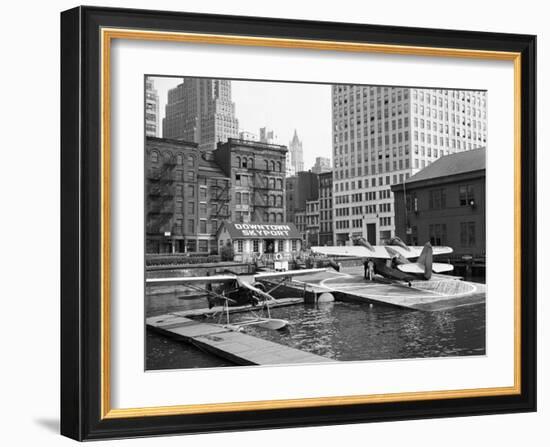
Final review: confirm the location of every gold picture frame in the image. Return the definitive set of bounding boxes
[61,6,536,440]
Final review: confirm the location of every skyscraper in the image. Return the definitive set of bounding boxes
[312,156,331,174]
[259,127,278,144]
[163,78,239,150]
[331,85,487,245]
[288,129,304,173]
[145,78,159,137]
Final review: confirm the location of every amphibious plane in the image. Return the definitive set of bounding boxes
[311,237,454,282]
[146,268,327,330]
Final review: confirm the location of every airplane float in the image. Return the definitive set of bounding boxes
[311,236,454,283]
[146,268,327,331]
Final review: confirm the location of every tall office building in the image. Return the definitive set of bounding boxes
[318,171,334,246]
[259,127,279,144]
[312,156,331,174]
[163,78,239,150]
[145,78,159,137]
[162,82,185,139]
[238,130,258,141]
[332,85,487,245]
[288,129,304,173]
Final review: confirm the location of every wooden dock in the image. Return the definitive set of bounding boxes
[172,297,304,319]
[147,314,335,366]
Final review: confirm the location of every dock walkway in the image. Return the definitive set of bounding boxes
[147,314,334,366]
[264,268,486,311]
[172,297,304,318]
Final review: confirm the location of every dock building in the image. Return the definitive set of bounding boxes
[217,222,303,263]
[392,148,486,261]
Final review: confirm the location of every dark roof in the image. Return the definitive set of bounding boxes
[145,136,198,148]
[198,152,227,178]
[218,222,301,240]
[405,147,486,185]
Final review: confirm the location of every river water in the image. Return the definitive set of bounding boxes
[146,290,486,370]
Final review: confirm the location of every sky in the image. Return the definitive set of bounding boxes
[149,76,333,170]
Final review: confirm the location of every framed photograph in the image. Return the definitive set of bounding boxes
[61,6,536,441]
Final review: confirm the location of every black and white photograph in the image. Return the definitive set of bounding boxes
[144,76,487,370]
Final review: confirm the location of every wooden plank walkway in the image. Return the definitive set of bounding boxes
[147,314,335,366]
[172,297,304,319]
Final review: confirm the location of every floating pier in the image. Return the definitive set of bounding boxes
[263,267,486,311]
[172,297,304,318]
[147,314,335,366]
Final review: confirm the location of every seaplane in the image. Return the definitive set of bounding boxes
[311,236,454,283]
[146,268,327,331]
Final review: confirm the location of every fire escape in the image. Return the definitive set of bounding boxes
[250,168,272,222]
[210,178,231,222]
[146,160,176,234]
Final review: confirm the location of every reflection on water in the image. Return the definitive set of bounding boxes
[146,330,232,370]
[146,290,485,369]
[232,300,485,361]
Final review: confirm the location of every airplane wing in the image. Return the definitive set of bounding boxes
[311,245,453,260]
[388,246,453,258]
[253,268,327,280]
[310,246,392,258]
[146,275,236,285]
[398,262,454,274]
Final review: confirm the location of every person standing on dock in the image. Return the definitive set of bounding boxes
[364,259,375,281]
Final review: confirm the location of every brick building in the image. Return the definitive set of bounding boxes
[145,137,230,254]
[285,171,319,224]
[391,148,485,259]
[213,138,287,224]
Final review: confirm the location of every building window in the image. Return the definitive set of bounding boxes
[253,240,259,253]
[199,220,207,233]
[406,193,418,213]
[198,240,208,253]
[291,240,297,251]
[460,222,476,247]
[277,240,284,252]
[429,223,447,246]
[236,240,243,253]
[188,219,194,233]
[429,189,447,209]
[150,151,159,163]
[199,187,207,201]
[459,184,475,206]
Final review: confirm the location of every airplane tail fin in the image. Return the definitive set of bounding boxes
[354,237,374,251]
[417,242,433,280]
